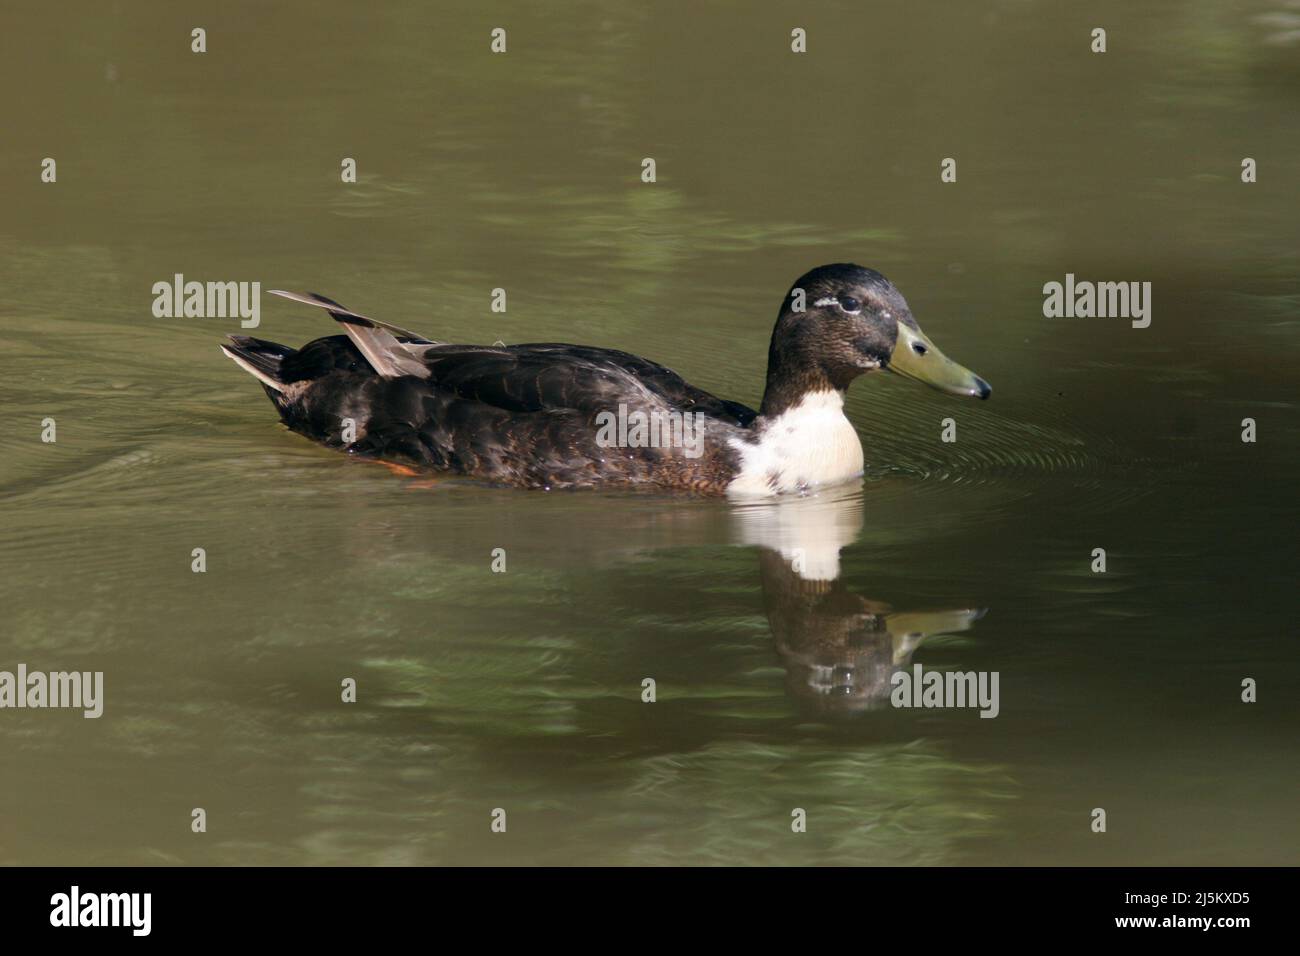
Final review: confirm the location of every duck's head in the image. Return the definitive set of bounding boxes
[760,263,991,416]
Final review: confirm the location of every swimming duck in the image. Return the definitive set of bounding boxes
[221,263,990,495]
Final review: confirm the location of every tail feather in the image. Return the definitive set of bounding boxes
[221,335,294,392]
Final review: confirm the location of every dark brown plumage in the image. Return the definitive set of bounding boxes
[220,265,991,495]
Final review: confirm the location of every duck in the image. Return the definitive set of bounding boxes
[220,263,990,496]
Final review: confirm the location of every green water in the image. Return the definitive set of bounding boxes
[1,0,1297,865]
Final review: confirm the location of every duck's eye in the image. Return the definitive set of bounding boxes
[838,297,862,315]
[912,342,928,356]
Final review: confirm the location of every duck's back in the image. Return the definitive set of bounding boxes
[230,331,757,492]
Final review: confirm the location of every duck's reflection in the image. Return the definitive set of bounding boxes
[329,474,985,718]
[732,486,985,717]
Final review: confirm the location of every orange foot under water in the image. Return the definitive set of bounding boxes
[372,459,440,488]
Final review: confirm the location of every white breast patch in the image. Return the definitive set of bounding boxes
[726,390,865,497]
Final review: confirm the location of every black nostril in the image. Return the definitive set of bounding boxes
[912,342,928,356]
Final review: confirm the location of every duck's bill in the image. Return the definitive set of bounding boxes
[886,607,988,664]
[887,324,992,399]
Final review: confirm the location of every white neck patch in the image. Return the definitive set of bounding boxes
[726,390,865,497]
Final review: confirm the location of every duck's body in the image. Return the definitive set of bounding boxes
[229,327,761,493]
[222,265,990,496]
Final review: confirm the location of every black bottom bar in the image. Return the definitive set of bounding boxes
[0,866,1283,941]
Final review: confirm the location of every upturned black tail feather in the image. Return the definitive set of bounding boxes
[222,334,295,384]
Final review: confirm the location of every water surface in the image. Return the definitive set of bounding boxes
[1,0,1297,865]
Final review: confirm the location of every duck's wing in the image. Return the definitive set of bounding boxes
[269,290,438,379]
[419,343,758,427]
[268,292,756,426]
